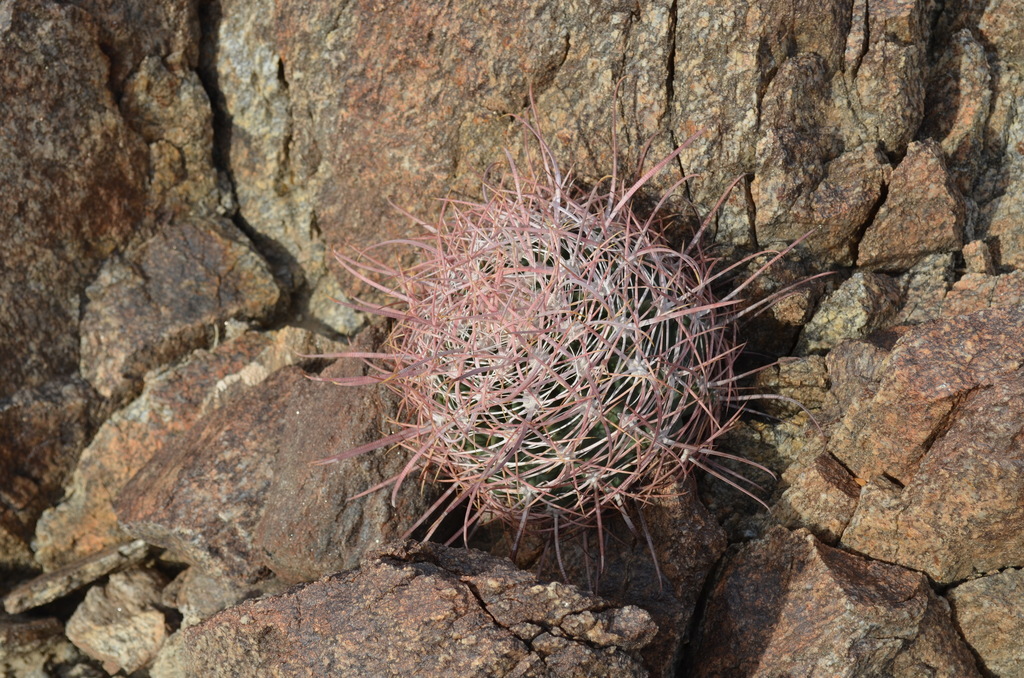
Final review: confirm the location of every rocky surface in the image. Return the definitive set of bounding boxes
[689,528,979,678]
[185,540,655,677]
[3,0,1024,675]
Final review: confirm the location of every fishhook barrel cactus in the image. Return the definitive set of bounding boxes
[316,115,805,550]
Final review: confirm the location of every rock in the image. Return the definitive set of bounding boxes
[941,270,1024,317]
[796,272,902,354]
[826,307,1024,482]
[3,540,150,616]
[921,29,991,193]
[963,240,997,275]
[689,527,979,677]
[0,378,93,552]
[0,0,147,402]
[79,216,280,400]
[895,252,956,324]
[149,629,189,678]
[201,0,321,292]
[776,453,861,544]
[254,328,430,583]
[115,367,300,583]
[185,540,654,677]
[65,568,169,675]
[858,140,966,271]
[529,481,726,678]
[35,326,335,571]
[948,568,1024,677]
[0,613,83,678]
[120,56,224,217]
[753,356,832,417]
[841,370,1024,584]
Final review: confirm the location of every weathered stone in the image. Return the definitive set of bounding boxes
[185,541,654,677]
[0,614,82,678]
[858,140,966,271]
[115,367,301,583]
[121,56,224,218]
[948,568,1024,677]
[65,568,169,675]
[841,370,1024,584]
[797,272,902,354]
[895,252,956,324]
[689,527,979,677]
[35,327,336,571]
[149,629,188,678]
[942,270,1024,317]
[0,0,147,401]
[3,540,149,616]
[79,217,280,400]
[921,29,992,193]
[963,240,997,275]
[0,378,93,550]
[827,307,1024,482]
[833,0,928,154]
[56,0,200,92]
[202,0,321,292]
[776,454,861,544]
[529,481,726,678]
[255,327,429,583]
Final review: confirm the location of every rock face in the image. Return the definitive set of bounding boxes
[185,541,656,677]
[5,0,1024,675]
[690,528,979,678]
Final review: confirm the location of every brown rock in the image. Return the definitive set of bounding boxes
[921,29,992,193]
[0,0,147,401]
[529,481,726,678]
[826,307,1024,482]
[185,540,654,677]
[33,333,269,571]
[65,568,169,675]
[79,217,280,400]
[35,327,335,571]
[255,327,430,583]
[895,252,956,324]
[796,271,902,354]
[776,453,861,544]
[3,540,149,616]
[203,0,322,292]
[962,240,997,275]
[841,370,1024,584]
[948,568,1024,677]
[941,270,1024,317]
[0,614,81,677]
[0,378,93,549]
[858,140,966,271]
[115,366,300,583]
[689,527,979,678]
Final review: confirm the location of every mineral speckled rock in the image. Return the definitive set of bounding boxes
[0,378,93,550]
[948,568,1024,677]
[689,527,979,678]
[34,332,271,572]
[826,307,1024,482]
[254,327,431,583]
[115,366,301,583]
[858,140,966,271]
[796,271,902,354]
[35,326,336,572]
[941,270,1024,317]
[0,0,147,401]
[776,454,861,544]
[0,614,82,678]
[65,568,169,675]
[79,217,280,400]
[185,541,655,677]
[3,540,149,616]
[841,370,1024,584]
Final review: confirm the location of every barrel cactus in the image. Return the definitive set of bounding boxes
[318,116,801,548]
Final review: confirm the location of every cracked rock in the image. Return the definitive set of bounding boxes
[184,540,655,677]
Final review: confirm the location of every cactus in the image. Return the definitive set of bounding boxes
[317,116,805,551]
